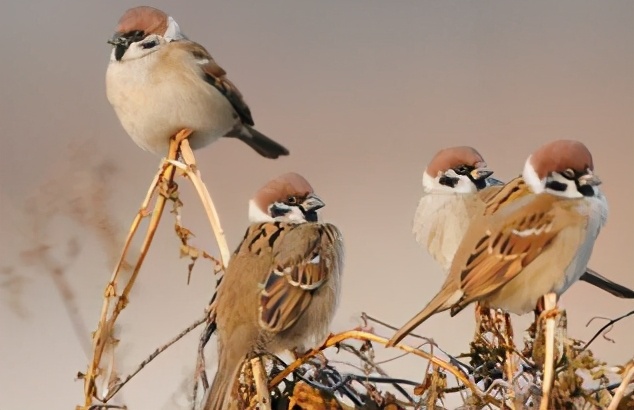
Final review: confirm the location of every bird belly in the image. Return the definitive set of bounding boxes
[487,266,562,314]
[106,59,237,155]
[414,194,476,272]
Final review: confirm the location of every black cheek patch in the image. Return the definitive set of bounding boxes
[546,180,567,192]
[141,40,157,49]
[439,175,459,188]
[269,204,288,218]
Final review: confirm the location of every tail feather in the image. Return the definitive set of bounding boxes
[387,285,461,347]
[581,268,634,299]
[228,125,289,159]
[202,355,245,410]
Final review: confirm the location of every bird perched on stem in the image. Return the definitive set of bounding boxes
[106,6,289,159]
[389,139,606,346]
[203,173,344,410]
[413,146,631,299]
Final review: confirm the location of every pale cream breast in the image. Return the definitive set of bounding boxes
[413,193,482,272]
[106,44,238,155]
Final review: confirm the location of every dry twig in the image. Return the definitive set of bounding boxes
[169,138,231,267]
[607,360,634,410]
[583,309,634,350]
[103,315,207,401]
[250,358,272,410]
[80,129,228,409]
[81,131,188,409]
[268,330,503,408]
[539,292,558,410]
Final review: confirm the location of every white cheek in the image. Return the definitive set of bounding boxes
[283,207,307,222]
[452,176,477,194]
[248,199,274,223]
[422,171,476,194]
[546,173,583,198]
[422,172,437,192]
[523,157,545,193]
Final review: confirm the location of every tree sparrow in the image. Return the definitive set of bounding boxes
[412,146,498,272]
[389,140,605,346]
[414,146,631,298]
[203,173,344,409]
[480,176,632,298]
[106,6,289,158]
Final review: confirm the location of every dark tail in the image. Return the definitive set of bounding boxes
[228,125,289,159]
[581,268,634,299]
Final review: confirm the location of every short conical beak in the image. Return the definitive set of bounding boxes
[107,33,128,47]
[108,34,131,61]
[302,194,325,212]
[470,167,494,181]
[578,172,602,186]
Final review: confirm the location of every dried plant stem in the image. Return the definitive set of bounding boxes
[338,343,415,404]
[104,315,207,401]
[171,139,231,267]
[539,292,558,410]
[503,312,516,400]
[268,330,502,407]
[607,360,634,410]
[251,358,272,410]
[81,130,191,409]
[583,309,634,350]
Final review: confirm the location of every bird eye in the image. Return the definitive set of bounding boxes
[286,196,297,205]
[562,168,575,179]
[454,165,470,175]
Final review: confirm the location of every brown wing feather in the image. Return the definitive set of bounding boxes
[455,194,584,307]
[179,41,255,126]
[259,274,312,332]
[259,223,340,333]
[480,176,531,216]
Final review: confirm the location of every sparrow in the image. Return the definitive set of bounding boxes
[388,139,605,346]
[106,6,289,158]
[412,146,499,272]
[203,172,344,410]
[479,176,633,298]
[414,146,632,298]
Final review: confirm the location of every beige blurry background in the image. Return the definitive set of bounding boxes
[1,1,633,408]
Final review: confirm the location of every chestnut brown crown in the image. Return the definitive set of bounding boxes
[530,139,594,179]
[426,146,487,177]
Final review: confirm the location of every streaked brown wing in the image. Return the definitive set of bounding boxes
[457,194,584,305]
[479,176,531,216]
[182,40,255,126]
[259,223,341,333]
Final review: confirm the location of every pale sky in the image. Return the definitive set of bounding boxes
[1,1,633,409]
